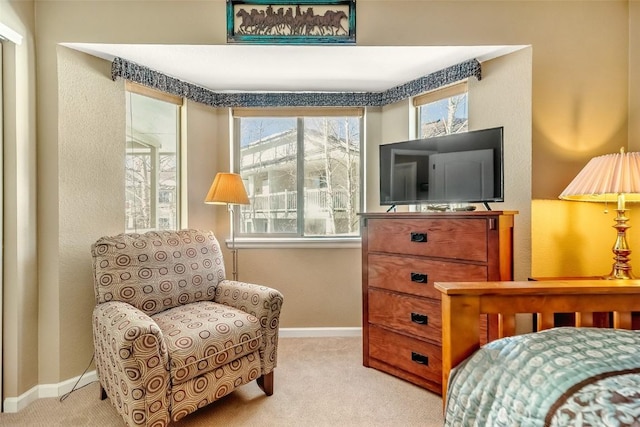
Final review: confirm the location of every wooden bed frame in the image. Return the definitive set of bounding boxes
[435,279,640,401]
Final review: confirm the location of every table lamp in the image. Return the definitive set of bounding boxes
[204,172,250,281]
[559,148,640,279]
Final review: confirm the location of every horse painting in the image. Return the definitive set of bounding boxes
[233,4,351,38]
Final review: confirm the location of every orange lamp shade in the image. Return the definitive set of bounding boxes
[204,173,249,205]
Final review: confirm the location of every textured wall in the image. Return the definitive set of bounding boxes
[469,48,533,281]
[57,47,125,381]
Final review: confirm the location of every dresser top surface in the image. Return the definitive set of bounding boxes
[359,211,518,220]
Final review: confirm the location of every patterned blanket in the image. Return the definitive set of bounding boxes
[444,327,640,426]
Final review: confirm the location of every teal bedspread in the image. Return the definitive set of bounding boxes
[444,327,640,426]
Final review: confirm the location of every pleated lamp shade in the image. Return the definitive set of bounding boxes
[559,150,640,203]
[204,173,250,205]
[559,149,640,279]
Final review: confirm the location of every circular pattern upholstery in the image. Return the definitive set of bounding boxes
[91,229,284,427]
[152,301,263,386]
[92,230,225,316]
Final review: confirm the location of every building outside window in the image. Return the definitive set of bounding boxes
[125,83,182,232]
[415,82,468,138]
[234,108,362,238]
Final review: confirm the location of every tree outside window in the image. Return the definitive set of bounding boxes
[417,83,468,138]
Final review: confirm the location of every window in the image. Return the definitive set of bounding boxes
[125,83,182,232]
[234,108,362,238]
[414,82,468,138]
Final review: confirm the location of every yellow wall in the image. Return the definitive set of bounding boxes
[532,199,624,278]
[630,0,640,150]
[0,0,635,402]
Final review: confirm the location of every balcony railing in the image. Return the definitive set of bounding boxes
[243,189,351,214]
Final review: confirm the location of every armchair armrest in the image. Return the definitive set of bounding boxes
[214,280,284,374]
[92,301,170,426]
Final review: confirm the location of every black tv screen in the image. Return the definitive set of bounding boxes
[379,127,504,205]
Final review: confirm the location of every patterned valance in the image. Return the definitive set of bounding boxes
[111,56,481,108]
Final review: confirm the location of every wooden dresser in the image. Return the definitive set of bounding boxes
[361,211,517,394]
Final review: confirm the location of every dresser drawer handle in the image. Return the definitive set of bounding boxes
[410,232,427,243]
[411,312,429,325]
[411,352,429,366]
[410,272,428,283]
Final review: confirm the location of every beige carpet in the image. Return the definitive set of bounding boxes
[0,337,444,426]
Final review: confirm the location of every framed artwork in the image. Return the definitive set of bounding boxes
[227,0,356,44]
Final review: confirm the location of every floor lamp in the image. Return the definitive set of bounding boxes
[559,149,640,280]
[204,172,250,281]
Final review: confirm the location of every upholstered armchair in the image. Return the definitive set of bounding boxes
[91,229,284,426]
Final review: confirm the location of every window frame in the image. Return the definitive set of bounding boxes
[232,107,365,243]
[125,82,184,232]
[414,81,468,139]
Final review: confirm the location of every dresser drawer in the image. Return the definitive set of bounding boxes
[367,218,488,262]
[368,289,441,343]
[368,253,488,299]
[368,325,442,385]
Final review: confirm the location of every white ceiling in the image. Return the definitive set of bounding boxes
[64,43,526,93]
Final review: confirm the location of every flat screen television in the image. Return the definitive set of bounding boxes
[379,127,504,207]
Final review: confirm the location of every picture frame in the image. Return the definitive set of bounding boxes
[227,0,356,44]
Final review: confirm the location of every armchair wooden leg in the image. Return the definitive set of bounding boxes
[257,372,274,396]
[100,384,107,400]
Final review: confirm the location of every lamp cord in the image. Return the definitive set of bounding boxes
[59,354,96,402]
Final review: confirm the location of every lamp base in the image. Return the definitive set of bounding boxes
[603,269,635,280]
[603,208,635,280]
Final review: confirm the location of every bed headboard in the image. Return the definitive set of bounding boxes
[435,279,640,401]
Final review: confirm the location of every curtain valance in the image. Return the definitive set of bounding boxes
[111,56,481,108]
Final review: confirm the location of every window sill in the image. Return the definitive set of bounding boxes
[224,236,361,249]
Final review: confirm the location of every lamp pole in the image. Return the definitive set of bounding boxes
[228,203,240,281]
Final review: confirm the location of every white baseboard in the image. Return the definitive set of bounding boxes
[3,370,98,413]
[3,327,360,413]
[280,327,362,338]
